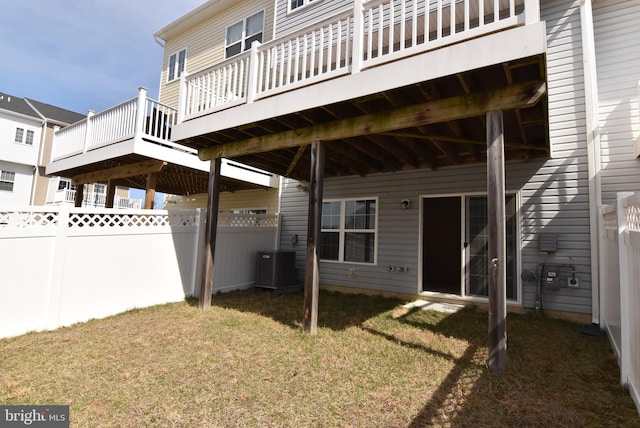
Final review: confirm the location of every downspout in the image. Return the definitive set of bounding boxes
[154,36,166,103]
[24,99,47,206]
[579,0,603,325]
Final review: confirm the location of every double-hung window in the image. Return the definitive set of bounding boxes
[225,10,264,58]
[0,170,16,191]
[167,49,186,82]
[14,128,34,145]
[320,198,377,264]
[290,0,319,12]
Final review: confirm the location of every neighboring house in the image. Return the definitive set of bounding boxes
[0,93,42,205]
[0,92,140,208]
[148,0,639,325]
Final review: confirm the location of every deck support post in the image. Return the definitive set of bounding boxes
[105,180,116,209]
[74,183,84,207]
[487,110,507,374]
[303,141,325,334]
[198,158,222,310]
[144,173,157,209]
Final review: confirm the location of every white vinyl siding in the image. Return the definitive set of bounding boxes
[278,0,595,315]
[0,162,34,205]
[593,0,640,205]
[275,0,350,36]
[158,1,274,108]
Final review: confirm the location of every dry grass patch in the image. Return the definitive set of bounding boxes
[1,289,638,427]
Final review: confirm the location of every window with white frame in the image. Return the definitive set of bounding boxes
[320,198,377,264]
[14,128,34,145]
[225,10,265,58]
[289,0,319,12]
[167,49,186,82]
[0,170,16,191]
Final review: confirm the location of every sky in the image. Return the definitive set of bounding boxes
[1,0,206,115]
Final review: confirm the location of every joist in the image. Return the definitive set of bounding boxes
[72,160,167,185]
[198,81,546,161]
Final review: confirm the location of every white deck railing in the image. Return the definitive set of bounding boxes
[602,192,640,412]
[179,0,538,121]
[52,88,180,161]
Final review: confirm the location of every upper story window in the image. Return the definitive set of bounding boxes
[167,49,186,82]
[0,170,16,192]
[290,0,319,12]
[320,198,377,264]
[14,128,34,145]
[225,10,265,59]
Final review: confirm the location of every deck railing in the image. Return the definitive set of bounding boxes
[48,188,143,209]
[179,0,539,121]
[52,88,180,161]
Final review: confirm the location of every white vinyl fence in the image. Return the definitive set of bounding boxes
[601,192,640,413]
[0,207,279,339]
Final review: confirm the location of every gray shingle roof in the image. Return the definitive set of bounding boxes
[0,92,41,120]
[25,98,85,125]
[0,91,85,126]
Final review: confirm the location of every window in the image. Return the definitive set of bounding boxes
[225,10,265,58]
[290,0,318,12]
[58,178,75,191]
[320,198,377,264]
[167,49,186,82]
[13,128,34,145]
[0,170,16,191]
[14,128,24,143]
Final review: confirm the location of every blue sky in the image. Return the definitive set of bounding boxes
[1,0,205,115]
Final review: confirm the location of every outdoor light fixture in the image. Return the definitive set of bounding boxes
[401,199,411,210]
[296,184,308,192]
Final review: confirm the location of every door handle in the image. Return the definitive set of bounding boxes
[463,241,468,248]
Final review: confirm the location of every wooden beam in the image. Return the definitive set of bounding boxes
[303,141,325,334]
[199,158,222,310]
[286,144,308,177]
[199,81,547,160]
[487,110,507,375]
[381,132,548,151]
[144,173,157,209]
[105,180,116,209]
[72,160,167,185]
[74,183,84,207]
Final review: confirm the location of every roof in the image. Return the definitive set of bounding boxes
[0,91,84,126]
[154,0,237,41]
[0,92,41,120]
[25,98,85,126]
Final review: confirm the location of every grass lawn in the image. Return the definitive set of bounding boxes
[1,289,638,427]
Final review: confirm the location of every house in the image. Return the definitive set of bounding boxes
[0,92,141,208]
[0,93,43,205]
[147,0,638,329]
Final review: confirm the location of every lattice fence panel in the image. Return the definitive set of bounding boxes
[0,211,59,228]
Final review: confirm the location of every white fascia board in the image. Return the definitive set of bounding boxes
[173,22,547,141]
[45,140,136,175]
[133,139,209,172]
[221,159,279,188]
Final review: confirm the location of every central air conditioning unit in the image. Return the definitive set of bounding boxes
[255,251,296,289]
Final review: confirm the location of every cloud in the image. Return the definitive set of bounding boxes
[0,0,205,113]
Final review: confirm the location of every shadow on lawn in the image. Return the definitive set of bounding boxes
[201,289,638,426]
[205,288,402,331]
